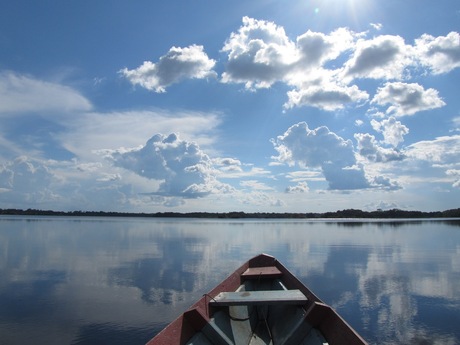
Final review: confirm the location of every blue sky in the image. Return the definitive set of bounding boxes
[0,0,459,213]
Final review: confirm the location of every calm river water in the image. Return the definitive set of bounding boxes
[0,216,459,344]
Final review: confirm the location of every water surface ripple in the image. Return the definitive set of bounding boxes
[0,217,459,344]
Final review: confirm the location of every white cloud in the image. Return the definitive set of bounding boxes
[221,19,359,90]
[294,27,357,69]
[0,156,53,193]
[370,174,401,191]
[370,23,383,31]
[0,71,92,116]
[0,145,243,211]
[240,180,273,191]
[112,18,457,116]
[371,116,409,147]
[106,133,232,198]
[364,200,399,211]
[240,190,285,207]
[221,18,367,110]
[342,35,413,81]
[96,173,121,182]
[217,164,272,179]
[117,19,459,116]
[355,133,406,162]
[372,82,445,116]
[272,123,354,166]
[272,122,371,190]
[120,45,217,92]
[213,157,243,173]
[221,16,296,89]
[0,153,232,210]
[406,135,460,165]
[76,162,103,173]
[284,83,368,111]
[286,170,324,182]
[285,181,309,193]
[415,32,460,74]
[446,169,460,188]
[0,157,109,210]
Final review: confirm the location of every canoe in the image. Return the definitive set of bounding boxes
[146,253,368,345]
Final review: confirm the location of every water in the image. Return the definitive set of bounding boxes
[0,217,459,345]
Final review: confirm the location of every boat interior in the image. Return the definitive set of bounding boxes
[147,254,367,345]
[186,267,328,345]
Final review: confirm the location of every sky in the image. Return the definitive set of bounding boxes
[0,0,459,213]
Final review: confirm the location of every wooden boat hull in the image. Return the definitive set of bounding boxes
[147,253,368,345]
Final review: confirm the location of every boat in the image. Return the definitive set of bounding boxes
[146,253,368,345]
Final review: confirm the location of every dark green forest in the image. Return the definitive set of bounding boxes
[1,208,459,218]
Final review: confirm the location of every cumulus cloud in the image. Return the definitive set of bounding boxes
[415,32,460,74]
[0,71,92,116]
[118,18,458,114]
[218,18,459,113]
[221,18,366,110]
[294,27,357,69]
[0,156,157,211]
[107,133,232,198]
[221,18,359,89]
[371,116,409,147]
[372,82,445,116]
[365,200,399,211]
[342,35,412,80]
[240,190,285,207]
[272,123,402,190]
[354,133,406,162]
[221,16,296,89]
[272,122,371,190]
[120,45,217,92]
[272,123,355,167]
[0,156,53,193]
[369,174,401,191]
[284,83,368,111]
[0,153,236,210]
[285,181,309,193]
[0,157,104,209]
[214,157,243,173]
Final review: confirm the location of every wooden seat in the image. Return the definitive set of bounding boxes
[241,266,283,279]
[209,289,308,306]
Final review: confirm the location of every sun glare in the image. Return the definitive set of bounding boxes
[304,0,374,29]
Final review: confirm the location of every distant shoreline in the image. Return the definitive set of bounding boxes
[1,208,459,219]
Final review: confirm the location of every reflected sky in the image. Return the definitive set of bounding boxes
[0,217,459,344]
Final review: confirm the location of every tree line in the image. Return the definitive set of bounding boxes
[0,208,459,218]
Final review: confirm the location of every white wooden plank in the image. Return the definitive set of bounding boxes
[210,289,307,306]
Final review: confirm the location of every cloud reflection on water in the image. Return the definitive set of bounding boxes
[0,218,459,344]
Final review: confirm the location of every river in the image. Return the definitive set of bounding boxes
[0,216,459,344]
